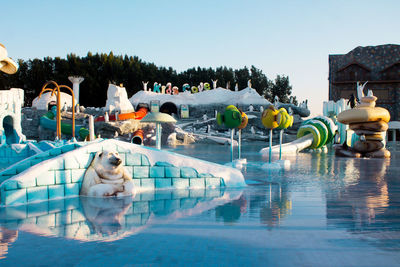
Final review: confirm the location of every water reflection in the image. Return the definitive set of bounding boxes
[0,227,18,259]
[0,188,242,242]
[326,158,393,231]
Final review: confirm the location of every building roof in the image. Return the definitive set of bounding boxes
[330,44,400,73]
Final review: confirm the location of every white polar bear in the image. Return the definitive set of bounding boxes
[80,150,136,197]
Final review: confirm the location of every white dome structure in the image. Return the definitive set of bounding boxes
[32,92,77,111]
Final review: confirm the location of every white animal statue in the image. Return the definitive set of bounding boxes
[356,81,368,101]
[274,96,279,107]
[80,151,136,197]
[198,82,204,92]
[212,79,218,89]
[142,81,149,91]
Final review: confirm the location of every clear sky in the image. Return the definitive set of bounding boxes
[2,0,399,115]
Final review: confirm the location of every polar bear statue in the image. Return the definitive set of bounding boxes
[80,150,136,197]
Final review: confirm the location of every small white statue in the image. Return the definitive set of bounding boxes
[260,106,264,113]
[203,113,208,121]
[226,81,230,90]
[142,81,149,91]
[235,83,239,92]
[356,81,368,101]
[212,79,218,89]
[274,96,279,107]
[248,104,254,112]
[198,82,204,92]
[247,79,252,88]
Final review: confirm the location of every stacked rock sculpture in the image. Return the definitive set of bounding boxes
[336,91,390,158]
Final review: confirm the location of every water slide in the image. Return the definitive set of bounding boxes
[260,116,336,155]
[40,111,89,140]
[95,107,148,122]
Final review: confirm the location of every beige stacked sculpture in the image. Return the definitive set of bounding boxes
[336,83,390,158]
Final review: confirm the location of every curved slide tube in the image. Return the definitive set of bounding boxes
[40,111,89,140]
[95,107,148,122]
[260,116,336,155]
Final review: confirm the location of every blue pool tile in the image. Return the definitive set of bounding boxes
[71,169,86,183]
[27,186,49,203]
[2,189,27,205]
[141,178,155,189]
[172,178,189,189]
[48,184,65,199]
[64,155,80,169]
[154,161,174,167]
[165,166,180,178]
[16,161,32,173]
[49,147,62,156]
[49,159,65,171]
[55,170,71,184]
[17,177,36,188]
[133,166,149,178]
[189,178,205,188]
[150,166,165,178]
[155,178,172,188]
[65,183,80,196]
[141,155,150,166]
[1,167,17,175]
[36,171,55,186]
[180,167,198,178]
[198,173,214,178]
[2,179,18,191]
[61,144,77,153]
[126,153,141,166]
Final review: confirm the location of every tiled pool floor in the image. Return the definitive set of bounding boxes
[0,142,400,266]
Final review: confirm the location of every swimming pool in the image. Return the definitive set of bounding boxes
[1,142,399,266]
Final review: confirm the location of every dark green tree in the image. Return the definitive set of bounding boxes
[270,75,296,104]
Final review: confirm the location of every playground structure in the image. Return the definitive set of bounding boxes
[38,81,90,141]
[260,115,336,156]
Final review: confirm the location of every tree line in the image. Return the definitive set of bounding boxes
[0,52,297,107]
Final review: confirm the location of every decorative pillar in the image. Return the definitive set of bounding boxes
[68,76,84,105]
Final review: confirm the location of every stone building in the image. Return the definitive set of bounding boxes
[329,44,400,121]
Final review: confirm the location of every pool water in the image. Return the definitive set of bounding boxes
[1,142,400,266]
